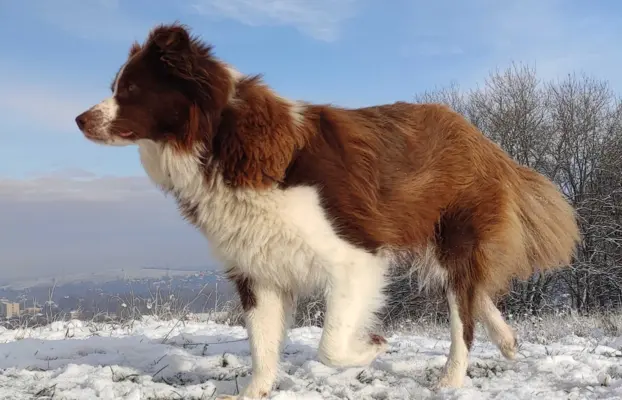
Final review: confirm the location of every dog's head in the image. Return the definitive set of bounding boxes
[75,23,232,149]
[76,22,310,189]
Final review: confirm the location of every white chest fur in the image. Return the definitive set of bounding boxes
[136,140,386,292]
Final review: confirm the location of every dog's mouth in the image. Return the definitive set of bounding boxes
[82,130,106,142]
[82,129,134,144]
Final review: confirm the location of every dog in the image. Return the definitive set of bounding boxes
[75,22,580,399]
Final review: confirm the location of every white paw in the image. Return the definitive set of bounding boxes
[319,333,388,368]
[487,325,518,360]
[434,356,468,391]
[498,335,518,360]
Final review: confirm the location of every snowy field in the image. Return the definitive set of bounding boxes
[0,316,621,399]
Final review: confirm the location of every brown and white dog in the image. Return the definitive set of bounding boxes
[75,23,580,399]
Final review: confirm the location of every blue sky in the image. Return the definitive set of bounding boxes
[1,0,622,280]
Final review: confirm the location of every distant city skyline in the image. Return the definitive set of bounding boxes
[2,0,622,281]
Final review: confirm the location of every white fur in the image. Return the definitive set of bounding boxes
[85,97,134,146]
[224,64,244,104]
[476,291,517,359]
[137,139,389,398]
[136,137,388,301]
[91,60,124,133]
[93,97,119,122]
[79,58,137,146]
[288,100,307,128]
[224,64,245,83]
[113,60,128,95]
[241,286,293,398]
[383,245,448,294]
[437,290,469,389]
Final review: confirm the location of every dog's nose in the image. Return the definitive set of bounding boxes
[75,112,88,130]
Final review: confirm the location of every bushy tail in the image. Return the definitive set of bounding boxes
[516,166,581,273]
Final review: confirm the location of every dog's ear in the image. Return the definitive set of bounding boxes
[213,82,308,189]
[145,23,201,81]
[149,23,192,54]
[128,41,141,57]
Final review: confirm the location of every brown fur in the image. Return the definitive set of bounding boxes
[225,267,256,312]
[214,76,311,188]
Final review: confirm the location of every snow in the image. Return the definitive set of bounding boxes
[0,318,620,399]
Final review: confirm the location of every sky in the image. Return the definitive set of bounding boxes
[1,0,622,281]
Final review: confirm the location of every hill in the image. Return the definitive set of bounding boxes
[0,315,620,399]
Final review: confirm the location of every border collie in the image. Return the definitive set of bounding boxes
[75,23,580,399]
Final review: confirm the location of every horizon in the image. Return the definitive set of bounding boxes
[2,0,622,282]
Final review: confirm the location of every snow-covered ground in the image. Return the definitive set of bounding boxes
[0,317,621,399]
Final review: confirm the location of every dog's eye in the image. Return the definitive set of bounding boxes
[128,83,138,92]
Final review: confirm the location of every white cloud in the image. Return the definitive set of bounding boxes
[25,0,359,43]
[0,173,158,202]
[192,0,358,41]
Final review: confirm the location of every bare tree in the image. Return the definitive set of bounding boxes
[385,63,622,322]
[545,73,622,313]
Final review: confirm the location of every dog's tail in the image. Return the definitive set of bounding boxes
[515,166,581,274]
